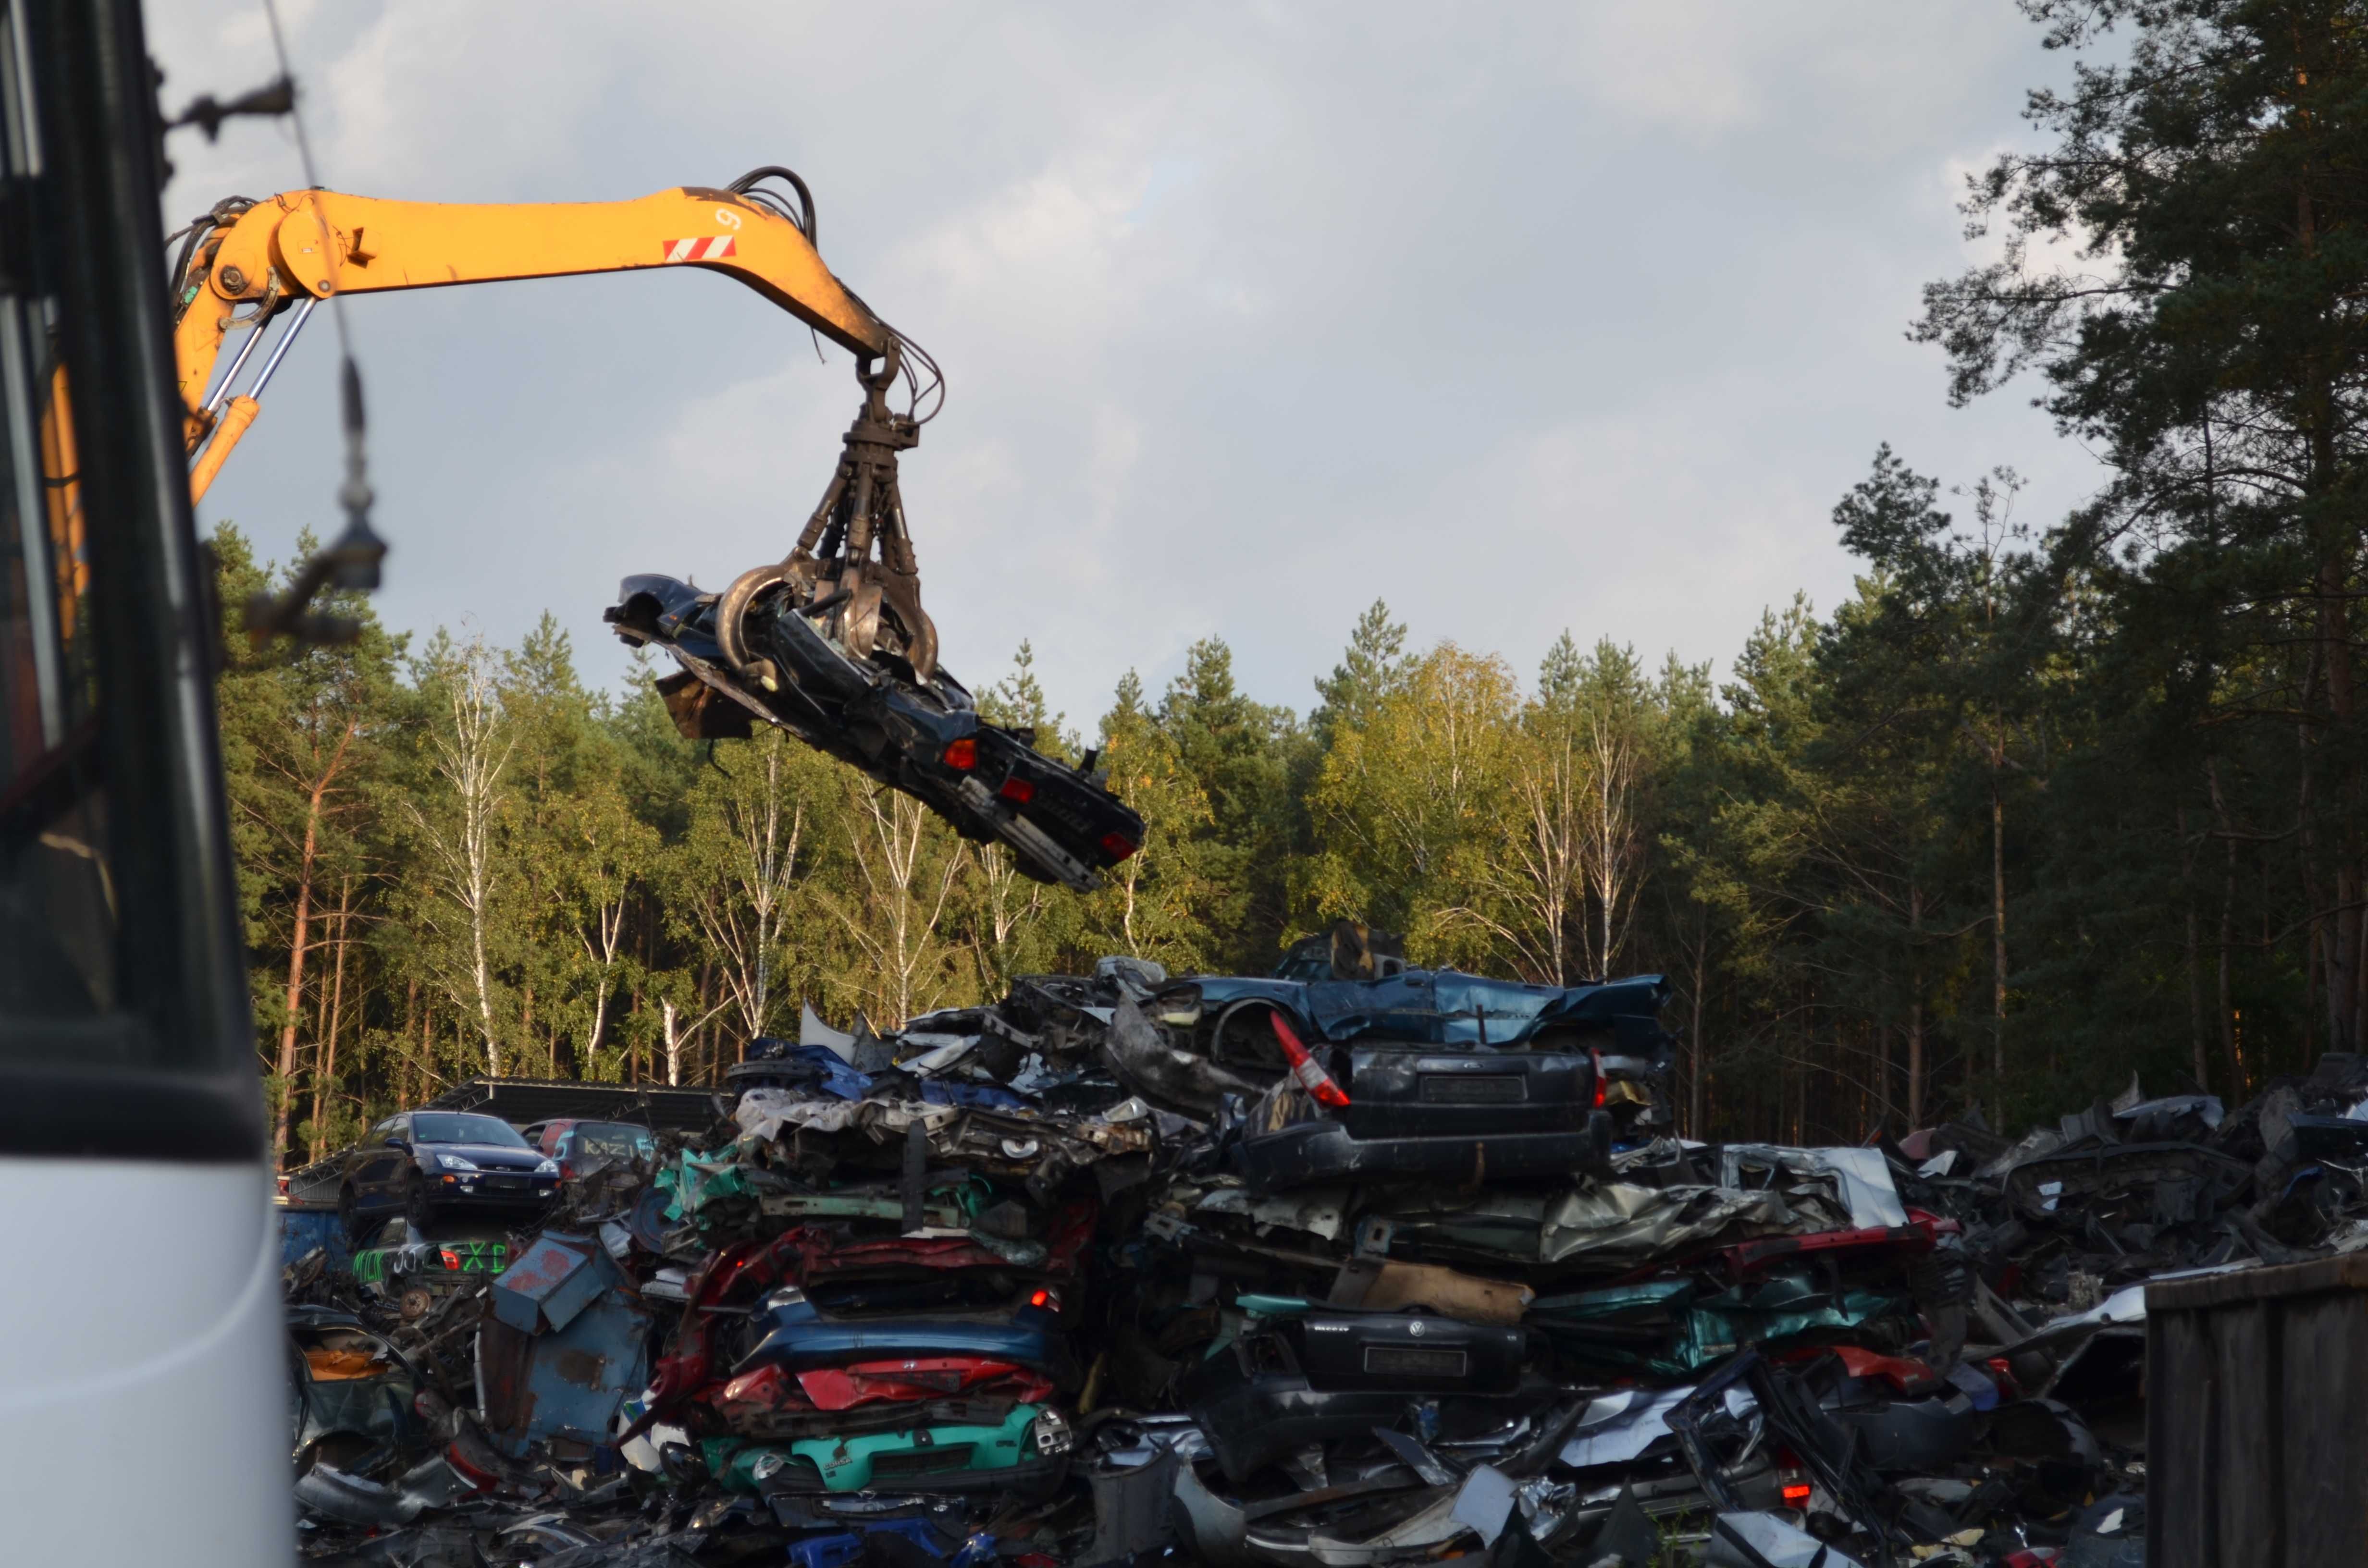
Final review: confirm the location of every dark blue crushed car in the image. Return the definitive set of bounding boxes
[735,1282,1078,1391]
[605,574,1142,891]
[1005,927,1677,1189]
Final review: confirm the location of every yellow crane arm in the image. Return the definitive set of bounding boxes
[175,183,899,498]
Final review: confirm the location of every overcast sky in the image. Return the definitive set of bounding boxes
[150,2,2092,730]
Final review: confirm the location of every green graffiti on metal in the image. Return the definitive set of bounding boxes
[353,1240,506,1288]
[448,1241,507,1274]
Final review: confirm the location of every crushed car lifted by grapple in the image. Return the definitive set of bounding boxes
[607,570,1143,892]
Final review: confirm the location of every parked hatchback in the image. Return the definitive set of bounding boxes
[520,1118,658,1180]
[338,1111,560,1240]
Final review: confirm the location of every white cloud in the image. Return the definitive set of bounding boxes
[1557,3,2030,152]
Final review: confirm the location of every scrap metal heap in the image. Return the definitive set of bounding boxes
[280,943,2368,1567]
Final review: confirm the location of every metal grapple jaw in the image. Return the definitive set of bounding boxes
[718,348,939,689]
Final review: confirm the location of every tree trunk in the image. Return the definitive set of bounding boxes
[2220,834,2240,1094]
[1907,883,1925,1127]
[307,880,354,1165]
[271,778,330,1171]
[470,899,501,1075]
[2180,804,2207,1091]
[2206,760,2247,1095]
[1990,774,2007,1126]
[1688,902,1706,1139]
[2315,486,2359,1052]
[588,977,611,1074]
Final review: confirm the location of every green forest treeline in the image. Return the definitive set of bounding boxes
[219,1,2368,1168]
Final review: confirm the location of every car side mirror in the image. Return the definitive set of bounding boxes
[383,1136,409,1151]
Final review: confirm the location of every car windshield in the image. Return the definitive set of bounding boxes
[572,1122,656,1157]
[411,1113,528,1148]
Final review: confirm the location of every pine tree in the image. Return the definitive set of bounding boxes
[1916,0,2368,1057]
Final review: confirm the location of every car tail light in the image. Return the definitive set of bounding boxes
[439,1248,462,1270]
[942,738,976,770]
[1781,1482,1812,1509]
[1270,1013,1350,1108]
[1099,832,1137,862]
[1028,1287,1061,1311]
[999,776,1035,804]
[1591,1047,1607,1108]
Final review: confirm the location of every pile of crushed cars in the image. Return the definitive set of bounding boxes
[279,925,2368,1568]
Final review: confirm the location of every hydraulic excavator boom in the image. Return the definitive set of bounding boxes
[173,168,944,680]
[174,175,895,489]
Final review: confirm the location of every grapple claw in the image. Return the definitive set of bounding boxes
[715,563,787,678]
[773,352,937,678]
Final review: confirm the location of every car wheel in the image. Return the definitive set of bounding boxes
[337,1184,363,1246]
[402,1172,437,1232]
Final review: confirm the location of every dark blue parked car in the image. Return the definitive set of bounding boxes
[337,1110,562,1241]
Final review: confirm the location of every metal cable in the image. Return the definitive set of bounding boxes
[255,0,380,588]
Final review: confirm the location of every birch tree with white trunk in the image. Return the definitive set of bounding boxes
[684,728,806,1044]
[404,639,516,1076]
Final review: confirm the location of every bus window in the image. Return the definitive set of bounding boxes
[0,0,259,1158]
[0,0,111,1027]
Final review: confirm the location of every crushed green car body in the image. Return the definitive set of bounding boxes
[707,1402,1051,1493]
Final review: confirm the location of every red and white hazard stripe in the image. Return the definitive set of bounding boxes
[660,236,737,262]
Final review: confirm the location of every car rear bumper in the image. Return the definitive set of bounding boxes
[1233,1114,1613,1194]
[1181,1354,1553,1484]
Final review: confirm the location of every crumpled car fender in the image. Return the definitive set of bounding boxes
[1105,995,1270,1117]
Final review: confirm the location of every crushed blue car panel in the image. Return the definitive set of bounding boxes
[784,1522,999,1568]
[735,1040,875,1100]
[1192,970,1673,1051]
[279,1203,354,1275]
[735,1291,1074,1385]
[491,1231,611,1334]
[478,1229,654,1458]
